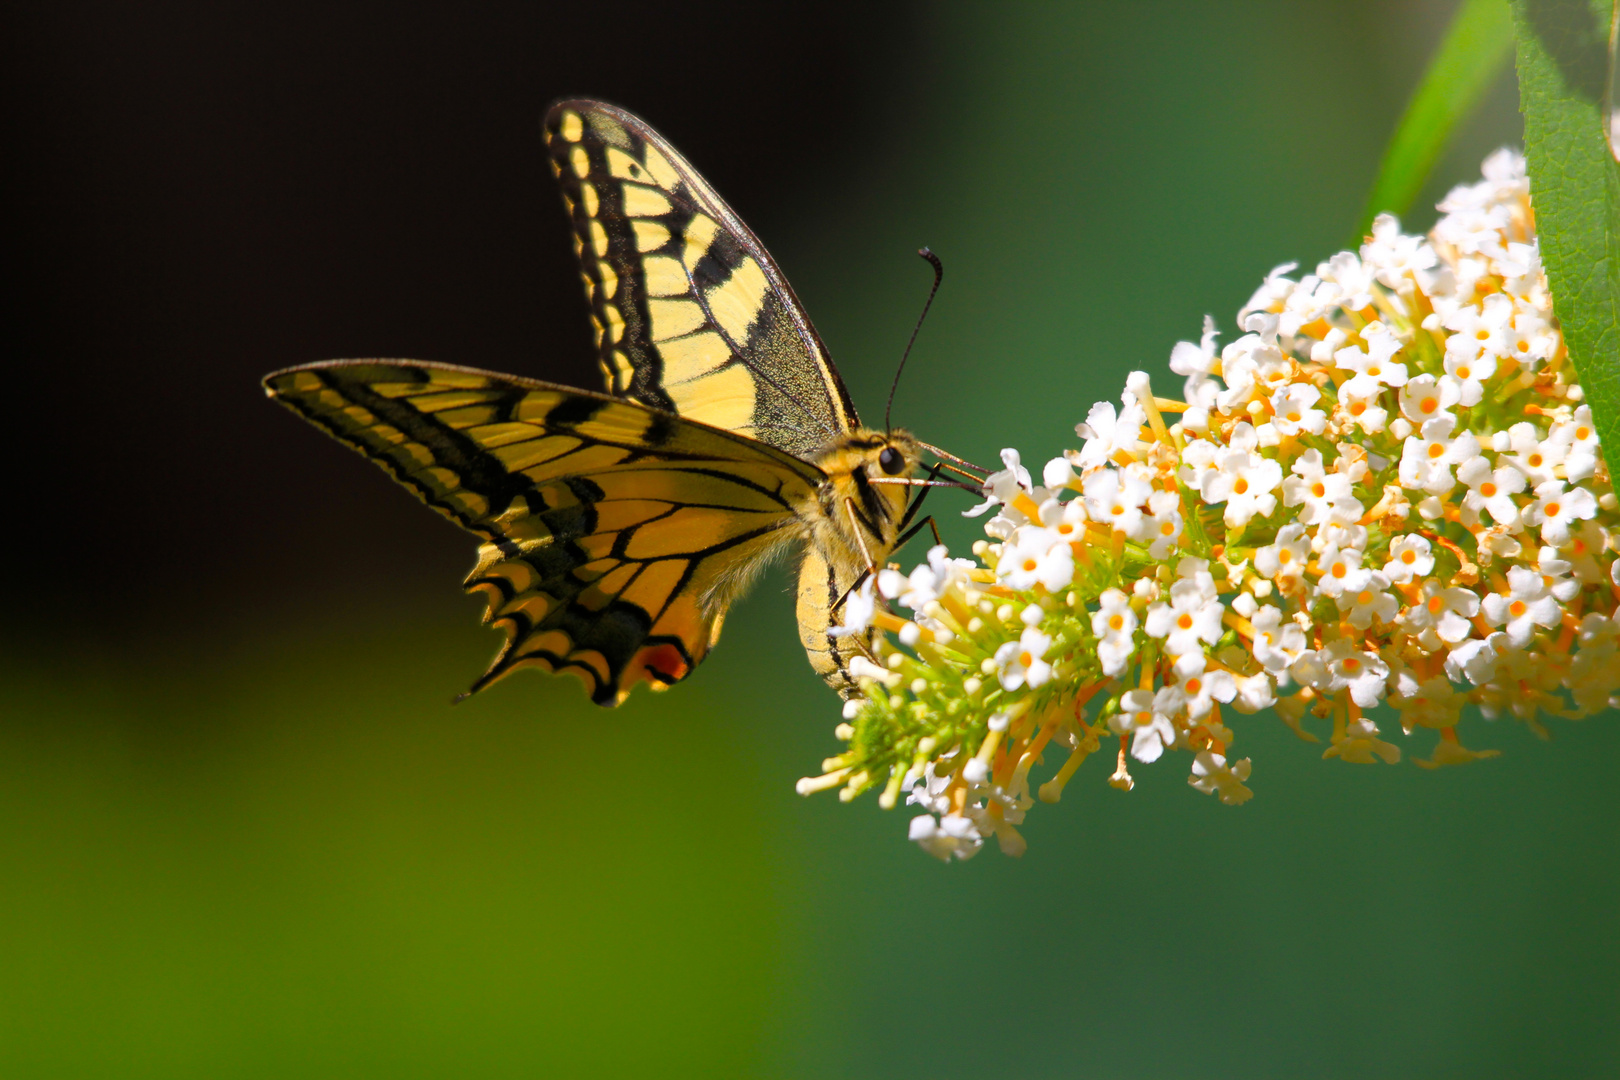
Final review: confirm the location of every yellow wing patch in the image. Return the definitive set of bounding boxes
[544,100,863,458]
[264,360,824,705]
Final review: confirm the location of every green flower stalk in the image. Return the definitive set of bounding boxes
[798,150,1620,860]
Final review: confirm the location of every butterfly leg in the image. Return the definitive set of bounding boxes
[895,462,944,534]
[843,496,879,577]
[894,514,943,551]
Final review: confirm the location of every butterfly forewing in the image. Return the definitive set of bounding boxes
[265,361,823,704]
[544,99,861,457]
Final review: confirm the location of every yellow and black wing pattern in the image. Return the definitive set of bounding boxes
[264,361,823,705]
[543,99,860,457]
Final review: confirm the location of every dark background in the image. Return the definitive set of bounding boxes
[6,3,1617,1078]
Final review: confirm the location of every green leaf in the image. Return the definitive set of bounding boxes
[1358,0,1515,239]
[1512,0,1620,450]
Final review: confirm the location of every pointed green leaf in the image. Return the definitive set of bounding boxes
[1512,0,1620,449]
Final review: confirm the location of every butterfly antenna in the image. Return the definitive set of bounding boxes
[885,247,944,434]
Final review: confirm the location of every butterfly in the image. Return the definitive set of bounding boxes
[263,99,981,706]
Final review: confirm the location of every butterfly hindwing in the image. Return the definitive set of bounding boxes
[543,99,861,458]
[264,361,824,704]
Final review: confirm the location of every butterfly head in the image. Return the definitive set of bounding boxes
[813,430,923,522]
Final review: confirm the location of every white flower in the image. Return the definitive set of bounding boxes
[1282,448,1362,525]
[1229,670,1277,713]
[1092,589,1138,676]
[1270,381,1326,436]
[1169,315,1220,377]
[1383,534,1434,583]
[964,447,1032,517]
[829,577,876,638]
[1254,522,1311,587]
[1292,640,1389,707]
[1501,307,1558,369]
[1399,414,1478,495]
[1481,566,1561,646]
[1314,544,1370,599]
[1442,345,1497,406]
[1554,405,1600,482]
[1338,570,1398,629]
[1249,604,1307,673]
[1505,422,1566,485]
[1145,490,1185,560]
[1201,445,1282,528]
[994,626,1053,691]
[1337,380,1391,435]
[1216,332,1289,410]
[909,813,983,861]
[1525,479,1597,546]
[1112,687,1181,763]
[1536,546,1581,602]
[1145,577,1225,657]
[1442,292,1514,364]
[1397,374,1462,425]
[998,526,1072,592]
[1401,577,1481,645]
[1082,466,1150,535]
[1171,652,1237,719]
[1188,751,1253,805]
[1239,262,1298,322]
[1444,636,1502,686]
[1334,325,1409,399]
[1361,212,1438,288]
[1074,399,1146,468]
[1456,456,1526,528]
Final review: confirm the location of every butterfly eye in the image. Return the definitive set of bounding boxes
[879,446,905,475]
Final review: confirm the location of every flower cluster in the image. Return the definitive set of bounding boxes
[797,150,1620,860]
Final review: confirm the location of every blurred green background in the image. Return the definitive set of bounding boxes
[6,1,1617,1076]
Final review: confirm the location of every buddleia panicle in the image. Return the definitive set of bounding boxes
[798,150,1620,860]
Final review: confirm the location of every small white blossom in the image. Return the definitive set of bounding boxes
[1113,687,1180,763]
[1526,480,1597,546]
[1383,533,1434,583]
[1283,448,1363,525]
[964,447,1033,518]
[1398,374,1462,425]
[1456,456,1526,528]
[1082,466,1151,535]
[1189,752,1254,805]
[829,577,877,638]
[994,626,1053,691]
[1145,577,1225,657]
[1074,399,1146,468]
[1092,588,1138,676]
[1481,566,1561,646]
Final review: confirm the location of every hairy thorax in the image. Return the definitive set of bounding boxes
[794,429,923,697]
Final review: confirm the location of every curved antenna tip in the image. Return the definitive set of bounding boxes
[885,248,945,432]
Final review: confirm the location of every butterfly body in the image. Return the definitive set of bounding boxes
[265,100,945,707]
